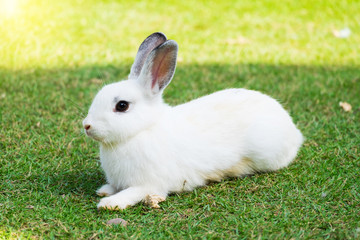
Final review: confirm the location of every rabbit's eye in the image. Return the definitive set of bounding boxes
[115,101,129,112]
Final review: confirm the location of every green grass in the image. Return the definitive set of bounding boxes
[0,0,359,239]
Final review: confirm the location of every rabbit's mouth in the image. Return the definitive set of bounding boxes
[85,129,103,142]
[83,120,105,142]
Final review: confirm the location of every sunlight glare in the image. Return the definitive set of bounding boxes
[1,0,18,17]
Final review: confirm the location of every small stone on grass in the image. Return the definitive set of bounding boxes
[106,218,128,226]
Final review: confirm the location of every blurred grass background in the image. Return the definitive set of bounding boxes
[0,0,359,239]
[1,0,359,68]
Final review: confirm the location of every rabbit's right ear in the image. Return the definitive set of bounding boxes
[128,32,167,79]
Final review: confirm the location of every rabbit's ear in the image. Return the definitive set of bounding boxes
[128,32,167,79]
[138,40,178,95]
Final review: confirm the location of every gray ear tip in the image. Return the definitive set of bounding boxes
[149,32,167,41]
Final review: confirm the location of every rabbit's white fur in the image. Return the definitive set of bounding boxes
[83,33,303,210]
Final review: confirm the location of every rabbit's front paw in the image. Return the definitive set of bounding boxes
[97,196,130,210]
[96,184,117,197]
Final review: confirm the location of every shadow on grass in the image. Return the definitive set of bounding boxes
[1,63,358,108]
[50,169,105,196]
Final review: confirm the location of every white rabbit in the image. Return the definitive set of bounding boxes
[83,32,303,210]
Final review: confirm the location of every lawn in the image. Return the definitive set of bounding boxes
[0,0,359,239]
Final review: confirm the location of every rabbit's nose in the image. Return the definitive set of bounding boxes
[84,124,91,130]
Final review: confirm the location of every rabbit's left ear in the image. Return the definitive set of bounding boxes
[138,40,178,95]
[129,32,167,80]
